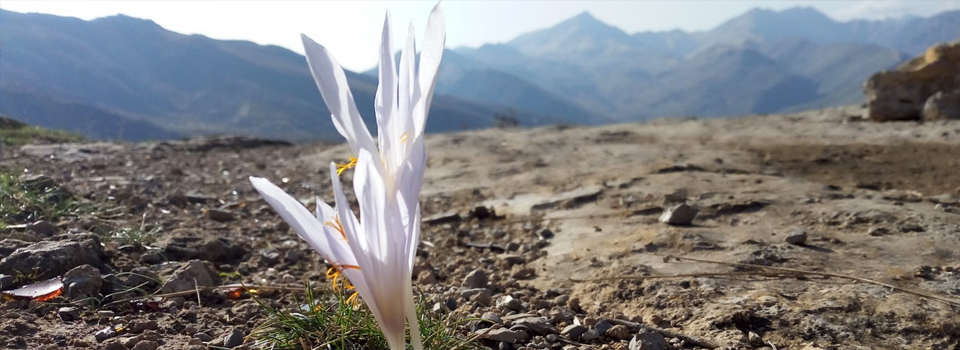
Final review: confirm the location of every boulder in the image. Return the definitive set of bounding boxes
[0,234,106,281]
[865,40,960,121]
[922,90,960,121]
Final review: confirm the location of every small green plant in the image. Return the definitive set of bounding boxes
[219,271,243,280]
[250,285,483,350]
[1,116,85,147]
[0,172,93,226]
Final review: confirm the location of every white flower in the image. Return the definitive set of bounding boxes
[248,3,444,350]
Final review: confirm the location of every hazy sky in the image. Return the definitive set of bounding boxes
[2,1,958,71]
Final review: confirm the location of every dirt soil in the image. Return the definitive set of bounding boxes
[1,105,959,350]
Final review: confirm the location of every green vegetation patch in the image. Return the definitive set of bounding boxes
[0,173,91,228]
[1,116,85,147]
[251,286,483,350]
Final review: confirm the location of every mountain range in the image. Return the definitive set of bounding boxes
[1,7,958,141]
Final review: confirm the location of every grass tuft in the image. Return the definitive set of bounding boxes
[0,172,92,227]
[250,284,483,350]
[1,116,85,147]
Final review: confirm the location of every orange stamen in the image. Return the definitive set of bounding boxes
[324,214,347,241]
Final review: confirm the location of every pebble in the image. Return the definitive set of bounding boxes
[58,306,80,321]
[606,324,631,340]
[97,310,116,318]
[260,248,281,265]
[417,270,438,284]
[496,295,524,311]
[462,269,488,288]
[284,249,300,263]
[511,267,536,279]
[222,328,244,348]
[748,331,764,346]
[561,324,587,340]
[62,264,103,299]
[27,220,57,236]
[594,320,613,334]
[280,273,297,284]
[784,228,808,245]
[206,208,236,222]
[160,260,216,294]
[630,331,668,350]
[194,333,213,342]
[581,329,601,342]
[658,204,698,225]
[867,227,890,236]
[512,316,555,334]
[482,328,519,343]
[537,229,555,240]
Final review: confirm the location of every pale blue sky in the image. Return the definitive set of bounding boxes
[2,1,958,71]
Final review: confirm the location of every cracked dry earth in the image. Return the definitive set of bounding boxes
[1,105,959,350]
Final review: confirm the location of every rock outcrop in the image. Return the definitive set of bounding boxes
[864,40,960,121]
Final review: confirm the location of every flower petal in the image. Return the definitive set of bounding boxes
[301,34,378,158]
[414,2,446,137]
[248,177,355,266]
[389,22,419,177]
[375,12,398,173]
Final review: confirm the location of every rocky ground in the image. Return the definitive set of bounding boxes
[1,105,959,350]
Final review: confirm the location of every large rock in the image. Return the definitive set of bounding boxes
[0,234,106,281]
[865,40,960,122]
[922,90,960,121]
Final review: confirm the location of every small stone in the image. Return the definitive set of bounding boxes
[459,287,492,299]
[606,324,631,340]
[206,208,235,222]
[594,320,613,334]
[58,306,80,321]
[629,331,668,350]
[131,340,159,350]
[867,227,890,236]
[462,269,488,288]
[545,334,560,343]
[94,326,116,342]
[511,267,536,279]
[482,328,519,343]
[471,206,494,220]
[505,242,521,252]
[27,220,57,236]
[0,274,15,289]
[97,310,116,318]
[658,204,697,225]
[581,329,601,342]
[499,254,525,266]
[260,248,281,265]
[284,249,300,263]
[512,316,555,334]
[748,331,763,346]
[784,229,807,245]
[160,260,216,294]
[496,295,523,311]
[417,270,438,284]
[194,333,213,342]
[222,328,244,348]
[561,324,587,340]
[471,292,493,307]
[62,264,102,299]
[537,229,555,240]
[280,273,296,284]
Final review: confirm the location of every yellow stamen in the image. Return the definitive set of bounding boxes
[335,157,358,176]
[399,132,408,145]
[324,215,347,242]
[325,263,360,292]
[345,291,360,306]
